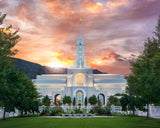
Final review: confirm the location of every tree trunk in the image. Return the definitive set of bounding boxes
[147,103,149,119]
[3,107,6,120]
[133,110,135,116]
[21,111,23,116]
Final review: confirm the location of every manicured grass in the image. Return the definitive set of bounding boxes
[0,116,160,128]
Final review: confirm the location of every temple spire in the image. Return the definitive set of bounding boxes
[79,18,81,38]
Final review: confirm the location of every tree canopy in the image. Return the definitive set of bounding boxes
[0,13,39,120]
[127,16,160,119]
[89,95,98,105]
[63,95,72,105]
[42,95,51,106]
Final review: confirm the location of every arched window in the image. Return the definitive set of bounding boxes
[98,94,105,106]
[76,90,84,106]
[76,74,84,86]
[54,94,62,106]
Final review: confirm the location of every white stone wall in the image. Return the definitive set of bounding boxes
[38,87,61,97]
[100,87,122,96]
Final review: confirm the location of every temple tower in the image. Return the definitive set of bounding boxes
[73,19,88,68]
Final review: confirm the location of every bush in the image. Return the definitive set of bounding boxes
[50,111,56,116]
[89,109,94,114]
[40,107,64,116]
[44,113,50,116]
[104,107,111,116]
[94,113,99,116]
[57,112,62,116]
[90,106,112,116]
[51,107,64,116]
[40,110,45,116]
[70,110,74,114]
[92,105,105,115]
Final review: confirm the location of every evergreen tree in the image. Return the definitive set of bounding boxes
[73,97,76,106]
[85,97,87,106]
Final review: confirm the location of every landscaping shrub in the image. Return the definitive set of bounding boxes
[90,106,112,116]
[40,107,64,116]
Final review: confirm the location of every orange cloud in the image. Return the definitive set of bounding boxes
[56,56,74,65]
[40,0,75,17]
[106,0,129,9]
[52,52,64,56]
[101,51,117,61]
[107,51,116,58]
[87,61,99,69]
[101,56,109,61]
[82,1,104,13]
[16,4,27,20]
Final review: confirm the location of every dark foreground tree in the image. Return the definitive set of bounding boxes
[120,94,146,116]
[127,16,160,119]
[0,13,20,120]
[120,94,129,111]
[15,73,39,116]
[30,100,39,115]
[0,13,39,119]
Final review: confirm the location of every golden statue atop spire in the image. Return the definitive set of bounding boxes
[80,18,81,24]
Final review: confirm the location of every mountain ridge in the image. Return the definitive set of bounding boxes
[13,58,107,79]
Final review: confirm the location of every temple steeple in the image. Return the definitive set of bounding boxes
[72,19,89,68]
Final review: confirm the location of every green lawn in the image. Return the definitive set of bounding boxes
[0,116,160,128]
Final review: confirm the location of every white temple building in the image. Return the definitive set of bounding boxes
[33,21,127,107]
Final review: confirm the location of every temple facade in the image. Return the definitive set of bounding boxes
[33,21,127,107]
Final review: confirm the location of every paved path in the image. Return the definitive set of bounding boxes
[40,116,115,118]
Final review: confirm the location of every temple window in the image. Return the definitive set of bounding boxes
[76,74,84,86]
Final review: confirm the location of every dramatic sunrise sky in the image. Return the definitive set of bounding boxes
[1,0,160,75]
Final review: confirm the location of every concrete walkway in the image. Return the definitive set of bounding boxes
[40,116,115,118]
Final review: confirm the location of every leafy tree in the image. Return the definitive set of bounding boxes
[120,94,146,116]
[108,96,120,106]
[120,94,129,111]
[73,97,76,106]
[85,97,87,106]
[0,13,39,119]
[15,73,39,116]
[89,95,98,105]
[42,95,51,106]
[0,13,21,120]
[30,100,39,115]
[127,16,160,119]
[63,95,72,105]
